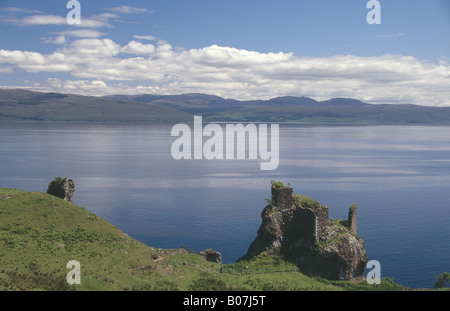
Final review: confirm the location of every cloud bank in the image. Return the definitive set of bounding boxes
[0,5,449,106]
[1,38,449,106]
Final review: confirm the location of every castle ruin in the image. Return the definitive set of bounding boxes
[242,183,367,281]
[270,184,357,242]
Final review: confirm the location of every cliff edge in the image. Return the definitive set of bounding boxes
[241,182,368,282]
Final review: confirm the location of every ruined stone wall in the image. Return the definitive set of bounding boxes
[314,205,329,240]
[271,185,329,242]
[290,207,317,243]
[271,185,293,210]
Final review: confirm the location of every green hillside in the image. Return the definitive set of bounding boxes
[0,188,407,291]
[0,89,192,123]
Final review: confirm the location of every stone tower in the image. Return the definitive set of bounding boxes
[270,184,329,243]
[348,204,358,235]
[270,184,293,210]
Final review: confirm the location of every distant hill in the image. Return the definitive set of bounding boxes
[107,93,450,124]
[2,89,450,124]
[0,89,192,122]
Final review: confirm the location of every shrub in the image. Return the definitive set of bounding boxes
[434,272,450,289]
[270,180,284,189]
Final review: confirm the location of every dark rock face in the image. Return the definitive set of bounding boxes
[301,223,367,281]
[199,249,222,264]
[47,177,75,203]
[242,184,367,282]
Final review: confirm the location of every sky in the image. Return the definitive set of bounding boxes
[0,0,449,106]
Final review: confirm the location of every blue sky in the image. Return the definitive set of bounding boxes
[0,0,449,106]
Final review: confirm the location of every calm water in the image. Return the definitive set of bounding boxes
[1,122,449,289]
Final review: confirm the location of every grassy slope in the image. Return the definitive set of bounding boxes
[0,188,408,291]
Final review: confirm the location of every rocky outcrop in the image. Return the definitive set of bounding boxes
[47,177,75,203]
[241,182,367,282]
[199,249,222,264]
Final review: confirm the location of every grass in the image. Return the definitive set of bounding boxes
[292,194,320,209]
[0,189,164,290]
[0,188,415,291]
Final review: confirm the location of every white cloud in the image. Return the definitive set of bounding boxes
[64,38,121,57]
[19,14,67,26]
[105,6,149,14]
[0,7,44,14]
[40,78,165,97]
[43,35,66,45]
[58,29,106,38]
[7,14,111,28]
[133,35,158,41]
[121,41,155,55]
[95,13,119,20]
[0,49,72,72]
[1,38,450,106]
[43,78,114,95]
[376,33,406,38]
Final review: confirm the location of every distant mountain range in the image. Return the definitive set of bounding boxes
[0,89,191,123]
[2,89,450,124]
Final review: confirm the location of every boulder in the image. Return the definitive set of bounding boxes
[199,249,222,264]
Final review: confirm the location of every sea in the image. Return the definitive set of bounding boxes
[1,121,449,289]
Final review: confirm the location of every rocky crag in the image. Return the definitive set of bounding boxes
[46,177,75,203]
[241,182,367,282]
